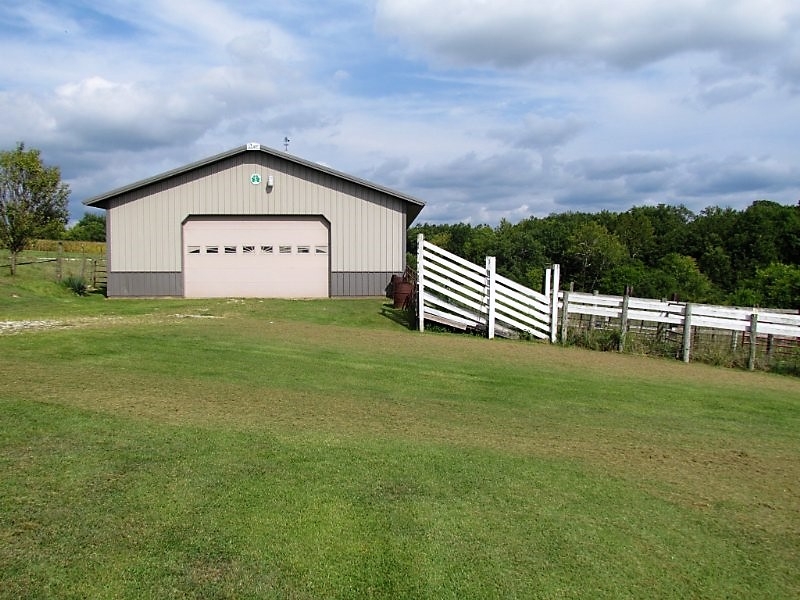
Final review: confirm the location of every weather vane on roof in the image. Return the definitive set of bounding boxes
[284,137,291,152]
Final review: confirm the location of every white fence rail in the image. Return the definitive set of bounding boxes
[559,290,800,366]
[416,235,560,341]
[560,291,800,337]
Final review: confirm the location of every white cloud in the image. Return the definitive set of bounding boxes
[495,114,587,150]
[567,151,676,181]
[693,78,766,108]
[375,0,798,71]
[49,77,219,149]
[682,155,799,195]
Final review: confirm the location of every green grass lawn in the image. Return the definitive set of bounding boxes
[1,276,799,598]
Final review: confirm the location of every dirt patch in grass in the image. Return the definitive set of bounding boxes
[0,313,221,335]
[0,320,66,334]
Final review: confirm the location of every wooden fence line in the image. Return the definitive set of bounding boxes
[3,248,106,289]
[416,233,799,369]
[559,290,800,367]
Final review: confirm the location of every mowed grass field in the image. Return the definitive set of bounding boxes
[1,272,799,598]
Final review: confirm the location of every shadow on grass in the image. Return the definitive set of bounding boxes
[379,302,414,329]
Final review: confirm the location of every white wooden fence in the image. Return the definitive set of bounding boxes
[559,290,800,366]
[413,233,799,368]
[415,234,560,341]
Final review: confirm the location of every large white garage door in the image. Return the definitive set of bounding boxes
[183,216,329,298]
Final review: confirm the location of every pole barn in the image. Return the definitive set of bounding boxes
[84,143,425,298]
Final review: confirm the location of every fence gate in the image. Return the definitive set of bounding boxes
[416,234,560,341]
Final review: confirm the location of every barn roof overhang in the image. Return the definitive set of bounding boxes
[83,143,426,225]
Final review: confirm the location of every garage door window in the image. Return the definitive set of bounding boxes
[243,245,255,254]
[188,246,201,254]
[315,246,328,255]
[260,245,273,254]
[279,245,292,254]
[206,246,219,254]
[225,245,237,254]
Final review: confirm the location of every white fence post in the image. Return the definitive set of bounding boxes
[550,264,560,343]
[544,266,551,303]
[417,233,425,332]
[486,256,496,339]
[748,312,759,371]
[619,286,630,352]
[682,303,693,363]
[560,288,570,345]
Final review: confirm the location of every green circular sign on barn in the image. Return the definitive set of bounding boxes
[250,173,262,185]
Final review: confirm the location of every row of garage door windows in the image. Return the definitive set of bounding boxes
[187,245,329,255]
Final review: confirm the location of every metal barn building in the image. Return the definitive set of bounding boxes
[84,143,425,298]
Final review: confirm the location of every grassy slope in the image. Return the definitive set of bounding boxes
[1,279,799,598]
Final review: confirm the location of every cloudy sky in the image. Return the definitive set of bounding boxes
[1,0,799,225]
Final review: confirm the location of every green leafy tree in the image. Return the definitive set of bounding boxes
[601,254,713,301]
[462,224,496,264]
[613,210,655,261]
[0,142,69,274]
[65,212,106,242]
[37,219,67,240]
[697,244,733,293]
[567,222,628,292]
[656,253,713,302]
[538,211,594,266]
[600,261,655,297]
[731,263,800,309]
[728,201,800,280]
[493,218,548,285]
[755,263,800,309]
[629,204,694,265]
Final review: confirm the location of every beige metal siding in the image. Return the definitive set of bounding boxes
[107,153,406,276]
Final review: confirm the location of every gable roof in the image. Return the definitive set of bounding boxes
[83,143,426,224]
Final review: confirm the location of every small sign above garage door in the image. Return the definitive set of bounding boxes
[183,216,330,298]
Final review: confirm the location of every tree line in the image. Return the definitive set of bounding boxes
[409,201,800,309]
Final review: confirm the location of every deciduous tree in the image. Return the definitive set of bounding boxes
[567,222,627,291]
[0,143,69,274]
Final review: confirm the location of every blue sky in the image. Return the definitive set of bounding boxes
[1,0,799,225]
